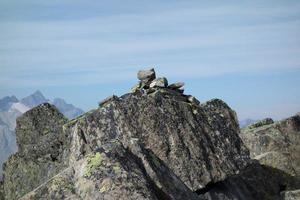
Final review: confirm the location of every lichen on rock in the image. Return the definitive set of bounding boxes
[84,152,103,177]
[1,69,299,200]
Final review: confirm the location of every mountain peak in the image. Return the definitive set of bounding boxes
[0,95,19,111]
[32,90,44,98]
[20,90,48,108]
[52,98,66,104]
[52,97,84,119]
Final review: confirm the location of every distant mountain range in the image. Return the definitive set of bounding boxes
[0,91,84,177]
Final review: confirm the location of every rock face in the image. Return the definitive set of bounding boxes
[281,189,300,200]
[240,115,300,176]
[67,91,250,192]
[198,162,300,200]
[2,104,69,200]
[20,141,200,200]
[0,92,84,179]
[0,180,3,200]
[1,69,299,200]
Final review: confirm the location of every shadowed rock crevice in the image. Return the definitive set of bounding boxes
[196,163,300,200]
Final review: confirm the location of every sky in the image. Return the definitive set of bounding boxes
[0,0,300,120]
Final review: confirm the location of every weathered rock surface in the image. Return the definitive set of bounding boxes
[20,141,200,200]
[137,68,156,83]
[70,91,250,191]
[0,92,84,180]
[198,162,300,200]
[2,103,69,200]
[149,77,168,88]
[240,114,300,176]
[0,180,3,200]
[281,189,300,200]
[247,118,274,129]
[168,82,184,89]
[1,70,299,200]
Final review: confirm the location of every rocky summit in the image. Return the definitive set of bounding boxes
[1,69,299,200]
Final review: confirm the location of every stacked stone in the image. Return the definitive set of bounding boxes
[131,68,200,106]
[131,68,182,93]
[98,68,200,108]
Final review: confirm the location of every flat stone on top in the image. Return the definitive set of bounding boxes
[168,82,185,89]
[137,68,156,82]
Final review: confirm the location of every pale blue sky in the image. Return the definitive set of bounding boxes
[0,0,300,120]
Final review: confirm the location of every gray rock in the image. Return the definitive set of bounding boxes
[137,68,156,83]
[130,82,142,93]
[187,95,200,105]
[0,92,84,180]
[98,95,119,107]
[3,70,297,200]
[0,179,3,200]
[2,103,69,200]
[240,114,300,176]
[198,163,300,200]
[62,93,250,192]
[247,118,274,129]
[2,88,252,199]
[149,77,168,88]
[281,189,300,200]
[168,82,185,89]
[21,141,200,200]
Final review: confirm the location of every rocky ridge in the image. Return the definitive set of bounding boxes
[1,69,299,200]
[240,114,300,177]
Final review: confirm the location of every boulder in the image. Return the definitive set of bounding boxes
[168,82,184,89]
[187,95,200,105]
[149,77,168,88]
[137,68,156,83]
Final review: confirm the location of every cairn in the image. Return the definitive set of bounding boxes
[130,68,200,106]
[98,68,200,107]
[131,68,183,93]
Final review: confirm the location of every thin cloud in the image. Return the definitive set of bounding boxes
[1,1,300,87]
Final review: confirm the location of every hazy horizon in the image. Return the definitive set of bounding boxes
[1,0,300,120]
